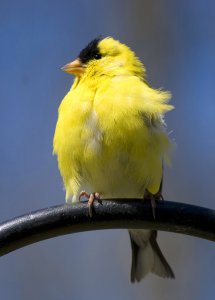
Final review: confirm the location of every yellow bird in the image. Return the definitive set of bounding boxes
[53,37,174,281]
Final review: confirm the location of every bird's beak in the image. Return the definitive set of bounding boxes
[61,58,85,76]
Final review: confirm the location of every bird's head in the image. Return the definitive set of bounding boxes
[62,37,145,79]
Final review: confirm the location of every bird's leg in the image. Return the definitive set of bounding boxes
[79,191,102,217]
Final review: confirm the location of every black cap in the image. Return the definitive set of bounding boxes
[78,37,102,64]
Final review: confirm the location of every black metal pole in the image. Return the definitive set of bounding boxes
[0,200,215,257]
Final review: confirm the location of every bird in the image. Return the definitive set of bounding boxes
[53,37,175,282]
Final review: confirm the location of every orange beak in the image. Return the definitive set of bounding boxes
[61,58,85,76]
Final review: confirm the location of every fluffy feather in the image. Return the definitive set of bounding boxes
[53,37,174,280]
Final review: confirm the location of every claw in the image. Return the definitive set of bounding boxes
[79,191,90,201]
[150,196,156,219]
[79,191,102,217]
[88,194,95,218]
[144,190,164,219]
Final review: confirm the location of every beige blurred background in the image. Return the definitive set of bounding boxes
[0,1,215,299]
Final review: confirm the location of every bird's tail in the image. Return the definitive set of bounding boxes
[128,229,175,282]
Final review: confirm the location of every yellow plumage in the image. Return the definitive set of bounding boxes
[53,37,173,201]
[53,37,174,281]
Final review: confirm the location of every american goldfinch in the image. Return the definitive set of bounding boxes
[53,37,174,281]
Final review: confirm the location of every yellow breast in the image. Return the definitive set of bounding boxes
[53,75,173,200]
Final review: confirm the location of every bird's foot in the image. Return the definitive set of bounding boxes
[79,191,102,217]
[79,191,90,201]
[144,190,164,219]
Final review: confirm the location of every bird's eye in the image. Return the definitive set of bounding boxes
[93,53,102,60]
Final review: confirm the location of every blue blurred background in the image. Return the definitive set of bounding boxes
[0,0,215,299]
